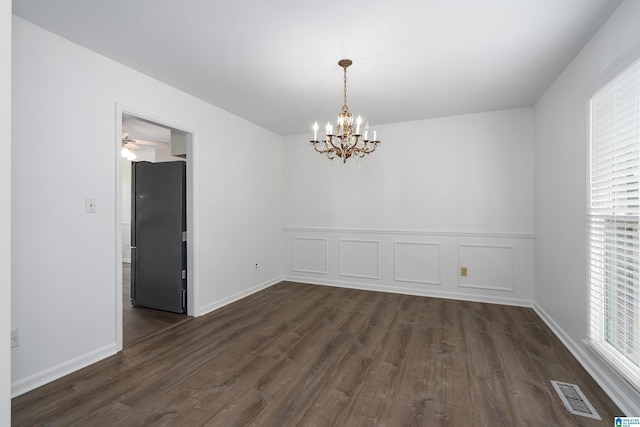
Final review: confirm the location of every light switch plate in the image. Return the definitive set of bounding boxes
[85,198,96,213]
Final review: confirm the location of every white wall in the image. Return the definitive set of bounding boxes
[1,0,11,423]
[283,108,534,305]
[534,0,640,415]
[12,2,638,417]
[11,17,283,396]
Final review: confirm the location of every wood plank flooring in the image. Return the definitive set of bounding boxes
[12,282,621,426]
[123,263,187,346]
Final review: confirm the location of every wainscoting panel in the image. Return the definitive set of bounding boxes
[394,241,441,285]
[458,244,514,291]
[282,227,534,306]
[339,239,380,279]
[292,237,328,274]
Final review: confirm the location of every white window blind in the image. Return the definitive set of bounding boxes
[588,56,640,391]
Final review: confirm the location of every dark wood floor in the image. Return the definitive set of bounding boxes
[12,282,620,426]
[123,262,187,346]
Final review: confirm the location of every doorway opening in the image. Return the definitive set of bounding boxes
[116,107,195,350]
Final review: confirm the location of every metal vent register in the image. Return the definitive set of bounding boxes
[550,380,601,420]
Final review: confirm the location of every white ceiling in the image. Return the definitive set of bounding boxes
[122,115,171,144]
[13,0,622,136]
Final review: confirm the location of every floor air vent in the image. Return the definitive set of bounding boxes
[550,380,601,420]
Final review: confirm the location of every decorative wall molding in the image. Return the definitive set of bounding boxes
[283,227,534,306]
[339,239,380,280]
[394,241,441,285]
[292,237,328,274]
[283,226,534,240]
[457,244,515,292]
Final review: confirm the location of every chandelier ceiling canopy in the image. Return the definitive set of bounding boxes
[310,59,380,164]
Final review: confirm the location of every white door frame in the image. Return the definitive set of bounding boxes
[115,103,196,351]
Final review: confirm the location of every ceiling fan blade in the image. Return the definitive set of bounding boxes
[132,138,167,147]
[124,142,145,151]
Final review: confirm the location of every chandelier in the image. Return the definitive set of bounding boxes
[310,59,380,164]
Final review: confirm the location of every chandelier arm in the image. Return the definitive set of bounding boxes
[364,143,379,154]
[324,137,344,158]
[311,139,336,155]
[350,135,362,150]
[353,141,376,155]
[327,136,343,151]
[312,144,329,154]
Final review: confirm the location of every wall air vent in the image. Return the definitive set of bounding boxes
[550,380,601,420]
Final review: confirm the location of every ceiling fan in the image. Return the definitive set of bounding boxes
[121,131,167,160]
[121,132,137,160]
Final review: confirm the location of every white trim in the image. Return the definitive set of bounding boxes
[534,302,640,416]
[457,244,515,292]
[584,40,640,98]
[283,226,533,239]
[198,276,283,317]
[285,276,532,308]
[585,339,640,394]
[393,241,441,285]
[292,237,328,274]
[585,54,640,405]
[11,344,117,398]
[339,239,381,280]
[115,105,124,351]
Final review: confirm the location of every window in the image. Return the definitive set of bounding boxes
[588,56,640,391]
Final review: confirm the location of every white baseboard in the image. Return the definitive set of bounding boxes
[533,302,640,416]
[11,343,117,398]
[198,276,283,317]
[283,275,533,307]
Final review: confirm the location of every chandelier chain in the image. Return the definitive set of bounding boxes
[342,65,349,114]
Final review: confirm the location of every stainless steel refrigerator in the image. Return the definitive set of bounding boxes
[131,161,187,313]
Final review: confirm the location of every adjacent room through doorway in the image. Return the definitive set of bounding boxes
[120,113,192,346]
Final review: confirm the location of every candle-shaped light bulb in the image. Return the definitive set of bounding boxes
[356,116,362,135]
[326,122,331,135]
[364,121,369,140]
[313,122,318,141]
[373,130,377,141]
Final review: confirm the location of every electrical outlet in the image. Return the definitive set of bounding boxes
[460,267,468,277]
[11,328,19,348]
